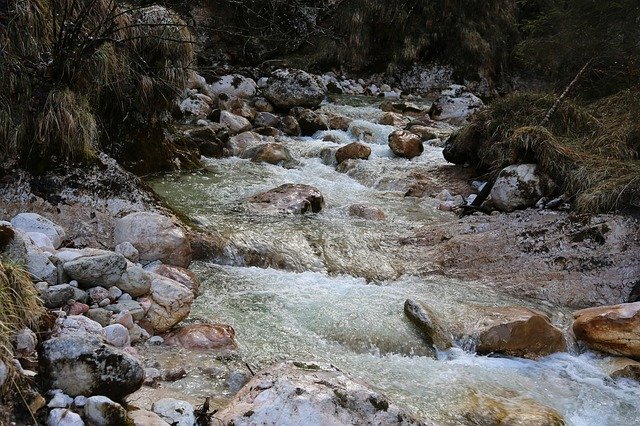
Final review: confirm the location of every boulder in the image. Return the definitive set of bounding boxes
[152,398,195,426]
[297,109,329,136]
[145,264,200,295]
[46,409,84,426]
[226,131,263,157]
[281,115,301,136]
[128,409,170,426]
[144,276,194,333]
[572,302,640,359]
[114,242,139,264]
[348,204,386,221]
[102,324,131,348]
[179,97,211,119]
[335,142,371,164]
[327,114,352,131]
[262,69,327,109]
[116,265,152,297]
[215,362,423,425]
[162,323,237,352]
[605,357,640,381]
[254,112,281,128]
[404,299,454,351]
[63,253,127,288]
[461,390,564,426]
[11,213,65,249]
[241,143,295,166]
[379,112,411,128]
[388,130,424,159]
[27,231,55,251]
[473,307,567,359]
[209,74,257,99]
[430,84,484,123]
[490,164,555,212]
[84,396,128,426]
[114,212,192,268]
[222,97,257,122]
[5,228,58,284]
[54,315,103,337]
[214,110,252,135]
[39,334,144,399]
[247,184,325,214]
[41,284,76,309]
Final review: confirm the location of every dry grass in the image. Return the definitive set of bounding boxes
[448,89,640,213]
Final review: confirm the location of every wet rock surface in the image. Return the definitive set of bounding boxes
[162,323,237,351]
[247,184,325,214]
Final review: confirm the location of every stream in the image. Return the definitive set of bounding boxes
[148,99,640,425]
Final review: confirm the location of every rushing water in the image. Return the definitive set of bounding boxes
[149,100,640,425]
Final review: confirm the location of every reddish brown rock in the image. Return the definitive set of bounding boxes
[379,112,410,128]
[248,184,324,214]
[388,130,424,159]
[335,142,371,164]
[573,302,640,359]
[147,264,200,296]
[162,323,237,351]
[474,307,567,359]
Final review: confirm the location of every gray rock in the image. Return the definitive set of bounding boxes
[27,231,55,251]
[241,143,295,167]
[72,287,88,304]
[216,362,426,425]
[63,253,127,288]
[128,324,150,344]
[88,287,110,304]
[209,74,257,99]
[42,284,76,309]
[430,84,484,124]
[108,286,123,300]
[0,360,7,388]
[115,242,139,264]
[74,395,87,408]
[148,336,164,345]
[102,324,131,348]
[48,390,74,408]
[85,395,128,426]
[225,370,250,393]
[263,68,327,109]
[152,398,195,426]
[55,315,104,336]
[247,184,325,215]
[404,299,454,351]
[144,367,162,387]
[105,300,145,321]
[47,408,84,426]
[491,164,554,212]
[115,265,152,297]
[14,327,37,357]
[39,335,144,399]
[217,110,252,135]
[254,111,281,128]
[11,212,65,249]
[114,213,192,268]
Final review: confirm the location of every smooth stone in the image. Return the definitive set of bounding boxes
[152,398,195,426]
[85,395,128,426]
[162,323,237,351]
[102,324,131,348]
[47,408,84,426]
[11,212,65,249]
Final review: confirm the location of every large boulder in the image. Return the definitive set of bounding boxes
[215,362,424,425]
[473,306,567,359]
[63,253,127,288]
[389,130,424,159]
[572,302,640,359]
[213,110,252,135]
[225,131,264,157]
[209,74,257,99]
[144,276,194,333]
[262,69,327,109]
[296,109,329,136]
[247,184,325,214]
[116,265,152,297]
[162,323,237,352]
[39,334,144,399]
[429,84,484,123]
[144,264,200,295]
[11,212,65,249]
[114,212,192,268]
[490,164,554,212]
[335,142,371,164]
[179,97,211,119]
[3,226,57,284]
[241,143,295,167]
[404,299,454,351]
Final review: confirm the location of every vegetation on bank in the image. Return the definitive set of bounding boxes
[0,0,195,174]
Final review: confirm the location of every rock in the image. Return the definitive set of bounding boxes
[87,308,113,327]
[85,396,128,426]
[67,301,90,316]
[179,97,211,118]
[461,390,564,426]
[11,212,65,249]
[215,110,252,135]
[241,143,295,166]
[27,231,56,251]
[63,253,127,288]
[162,323,237,352]
[379,112,410,128]
[71,287,88,304]
[42,284,76,309]
[55,315,104,337]
[253,96,273,112]
[48,390,74,408]
[254,112,281,128]
[226,131,263,156]
[0,360,7,388]
[490,164,555,212]
[114,212,192,268]
[129,324,150,344]
[128,409,170,426]
[209,74,257,99]
[145,264,200,295]
[152,398,195,426]
[215,362,423,425]
[348,204,386,221]
[47,408,85,426]
[39,334,144,399]
[144,276,194,333]
[388,130,424,159]
[297,109,329,136]
[225,370,250,393]
[605,357,640,381]
[148,336,164,345]
[144,368,162,387]
[14,327,37,357]
[102,324,131,348]
[327,114,352,131]
[408,125,439,142]
[573,302,640,359]
[115,242,139,264]
[222,97,257,122]
[262,69,327,109]
[88,287,110,304]
[162,367,187,382]
[105,300,145,321]
[430,84,484,123]
[281,115,300,136]
[7,229,58,284]
[115,265,152,297]
[74,395,87,407]
[335,142,371,164]
[114,311,134,329]
[473,307,567,359]
[404,299,454,351]
[108,286,122,300]
[247,184,325,214]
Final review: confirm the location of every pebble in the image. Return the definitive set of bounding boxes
[87,287,109,304]
[144,368,162,388]
[148,336,164,345]
[69,280,78,288]
[119,293,132,301]
[108,286,123,300]
[102,324,131,348]
[163,367,187,382]
[47,390,74,408]
[74,395,87,407]
[98,298,110,307]
[114,311,134,329]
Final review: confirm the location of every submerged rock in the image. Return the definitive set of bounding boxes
[389,130,424,159]
[348,204,385,221]
[335,142,371,164]
[460,390,564,426]
[39,334,144,399]
[404,299,454,351]
[247,184,325,214]
[215,362,426,425]
[604,357,640,381]
[262,69,327,109]
[491,164,555,212]
[573,302,640,359]
[162,323,237,352]
[241,142,295,166]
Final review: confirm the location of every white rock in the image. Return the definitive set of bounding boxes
[152,398,195,426]
[74,395,87,408]
[102,323,131,348]
[85,396,128,426]
[257,77,269,88]
[63,253,127,288]
[218,110,252,135]
[47,408,84,426]
[209,74,257,99]
[144,276,194,333]
[179,97,211,118]
[430,84,484,123]
[26,231,55,251]
[115,242,139,263]
[55,315,104,337]
[129,409,171,426]
[0,360,7,388]
[48,390,74,408]
[14,327,37,357]
[262,68,327,109]
[490,164,553,212]
[11,212,65,249]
